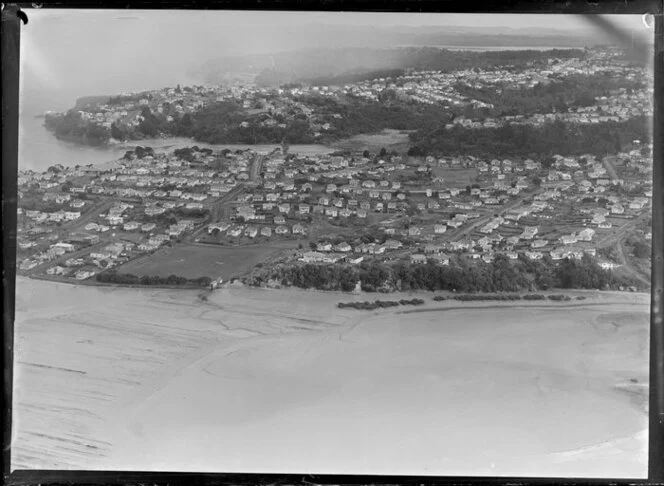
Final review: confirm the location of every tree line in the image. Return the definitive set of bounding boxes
[337,298,425,310]
[96,270,212,287]
[246,253,644,293]
[452,72,646,118]
[408,117,650,158]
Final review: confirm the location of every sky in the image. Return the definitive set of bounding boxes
[20,10,650,114]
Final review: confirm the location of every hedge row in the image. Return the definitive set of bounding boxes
[337,298,425,310]
[547,294,572,301]
[452,294,523,302]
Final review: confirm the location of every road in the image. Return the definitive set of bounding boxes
[250,153,264,182]
[595,209,650,248]
[601,155,620,181]
[55,197,115,237]
[185,184,247,243]
[449,187,546,240]
[21,241,108,277]
[210,184,246,221]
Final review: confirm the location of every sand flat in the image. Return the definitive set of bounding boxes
[12,279,649,477]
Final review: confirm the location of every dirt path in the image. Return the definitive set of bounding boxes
[596,210,650,248]
[615,239,650,286]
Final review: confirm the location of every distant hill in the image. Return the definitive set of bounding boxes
[192,23,628,86]
[246,46,585,87]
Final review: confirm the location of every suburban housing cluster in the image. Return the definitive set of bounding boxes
[46,47,650,145]
[17,136,652,282]
[19,45,652,286]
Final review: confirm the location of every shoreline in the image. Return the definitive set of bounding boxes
[17,274,650,303]
[25,127,416,172]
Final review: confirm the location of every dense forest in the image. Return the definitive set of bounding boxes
[44,111,110,146]
[407,116,650,158]
[43,53,649,153]
[246,254,644,293]
[452,72,647,118]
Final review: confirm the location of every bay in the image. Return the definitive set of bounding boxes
[18,116,335,172]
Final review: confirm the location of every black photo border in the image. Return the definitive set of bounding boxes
[2,1,663,484]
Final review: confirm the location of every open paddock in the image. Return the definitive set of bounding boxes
[115,241,298,280]
[330,129,412,153]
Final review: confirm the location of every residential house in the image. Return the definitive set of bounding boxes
[383,239,403,251]
[424,244,445,254]
[410,254,428,264]
[244,226,259,238]
[301,251,327,263]
[123,221,140,231]
[520,226,538,240]
[46,265,67,276]
[577,228,596,241]
[559,234,578,245]
[292,224,307,235]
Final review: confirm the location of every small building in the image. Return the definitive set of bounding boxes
[410,254,428,264]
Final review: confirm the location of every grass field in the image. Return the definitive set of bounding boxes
[116,242,298,280]
[330,129,412,152]
[432,167,479,187]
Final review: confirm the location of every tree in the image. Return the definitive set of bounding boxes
[630,239,650,259]
[532,176,542,187]
[111,122,126,141]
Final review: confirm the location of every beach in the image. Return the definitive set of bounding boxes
[11,278,649,477]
